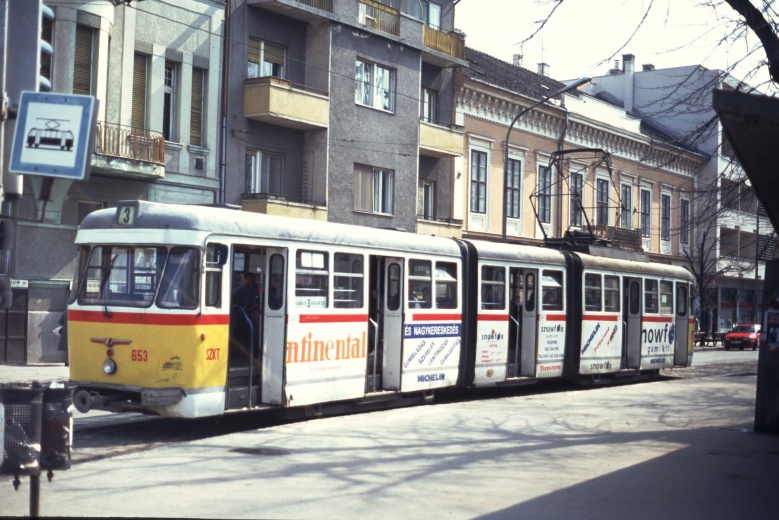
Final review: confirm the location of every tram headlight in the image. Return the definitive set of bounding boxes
[103,358,117,375]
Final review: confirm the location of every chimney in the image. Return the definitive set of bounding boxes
[513,54,523,68]
[642,63,655,71]
[609,59,622,75]
[623,53,635,113]
[537,62,550,77]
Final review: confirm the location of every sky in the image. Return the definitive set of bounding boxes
[454,0,770,87]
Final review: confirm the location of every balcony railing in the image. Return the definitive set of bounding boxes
[94,122,165,165]
[359,0,399,36]
[423,26,465,60]
[293,0,333,12]
[592,225,644,251]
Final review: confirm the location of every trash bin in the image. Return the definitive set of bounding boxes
[39,382,74,472]
[0,382,44,476]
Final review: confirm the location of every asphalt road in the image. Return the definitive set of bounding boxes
[2,349,775,519]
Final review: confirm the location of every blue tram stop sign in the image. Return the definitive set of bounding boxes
[9,91,98,181]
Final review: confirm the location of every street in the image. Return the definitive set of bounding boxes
[2,349,777,519]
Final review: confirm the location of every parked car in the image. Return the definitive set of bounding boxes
[723,323,761,351]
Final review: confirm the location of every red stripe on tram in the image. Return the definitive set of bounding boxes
[642,316,674,323]
[69,309,230,326]
[410,313,462,322]
[543,314,567,321]
[582,314,620,321]
[477,314,509,322]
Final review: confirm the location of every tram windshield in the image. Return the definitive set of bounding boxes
[75,245,199,309]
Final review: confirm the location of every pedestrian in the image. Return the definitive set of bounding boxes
[56,310,68,366]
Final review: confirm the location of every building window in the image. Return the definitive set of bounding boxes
[596,178,609,226]
[640,188,652,238]
[73,26,94,95]
[538,165,552,224]
[421,87,437,123]
[424,1,442,30]
[680,198,690,245]
[355,59,395,112]
[40,16,53,85]
[131,53,148,131]
[470,150,487,214]
[245,149,284,195]
[354,164,394,214]
[419,180,436,219]
[190,68,205,147]
[621,183,632,228]
[570,172,583,227]
[163,63,176,142]
[661,193,671,241]
[506,159,521,219]
[248,38,285,79]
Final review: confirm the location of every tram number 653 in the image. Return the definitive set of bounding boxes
[132,349,148,362]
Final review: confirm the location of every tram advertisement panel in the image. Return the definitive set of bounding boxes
[474,317,509,383]
[402,318,461,391]
[580,315,623,374]
[284,317,368,406]
[640,316,675,369]
[536,314,565,377]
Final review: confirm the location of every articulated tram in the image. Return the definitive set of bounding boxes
[68,200,694,418]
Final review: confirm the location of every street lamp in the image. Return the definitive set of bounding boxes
[501,76,591,242]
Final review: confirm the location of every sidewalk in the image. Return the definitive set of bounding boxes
[0,363,69,384]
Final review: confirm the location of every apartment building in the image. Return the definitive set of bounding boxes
[583,55,775,331]
[0,0,224,363]
[454,49,704,267]
[223,0,465,236]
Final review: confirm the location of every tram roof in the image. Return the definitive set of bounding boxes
[78,201,463,257]
[575,250,695,281]
[465,239,567,265]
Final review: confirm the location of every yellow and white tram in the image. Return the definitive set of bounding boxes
[68,200,694,418]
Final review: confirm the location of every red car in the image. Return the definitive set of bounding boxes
[723,323,761,351]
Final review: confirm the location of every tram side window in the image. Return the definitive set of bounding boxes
[157,248,199,309]
[584,273,601,312]
[334,253,364,309]
[604,275,620,312]
[408,259,432,309]
[435,262,458,309]
[481,265,506,310]
[268,254,285,311]
[644,279,659,314]
[660,281,674,315]
[525,273,535,312]
[541,270,564,311]
[205,244,227,308]
[296,250,328,309]
[677,285,688,316]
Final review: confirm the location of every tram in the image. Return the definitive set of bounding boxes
[68,200,694,418]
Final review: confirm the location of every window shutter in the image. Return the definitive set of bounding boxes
[73,26,93,95]
[132,54,148,131]
[263,42,285,66]
[248,38,261,65]
[190,68,204,147]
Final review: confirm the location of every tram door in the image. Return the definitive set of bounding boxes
[674,282,690,366]
[623,277,642,369]
[520,270,538,377]
[367,256,403,393]
[507,268,523,378]
[261,250,287,405]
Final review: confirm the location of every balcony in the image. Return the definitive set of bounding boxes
[423,26,465,61]
[248,0,334,22]
[358,0,399,36]
[592,225,644,251]
[417,216,463,238]
[419,120,464,158]
[91,122,165,179]
[242,192,328,221]
[244,76,329,130]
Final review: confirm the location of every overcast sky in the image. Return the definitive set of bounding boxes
[454,0,769,86]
